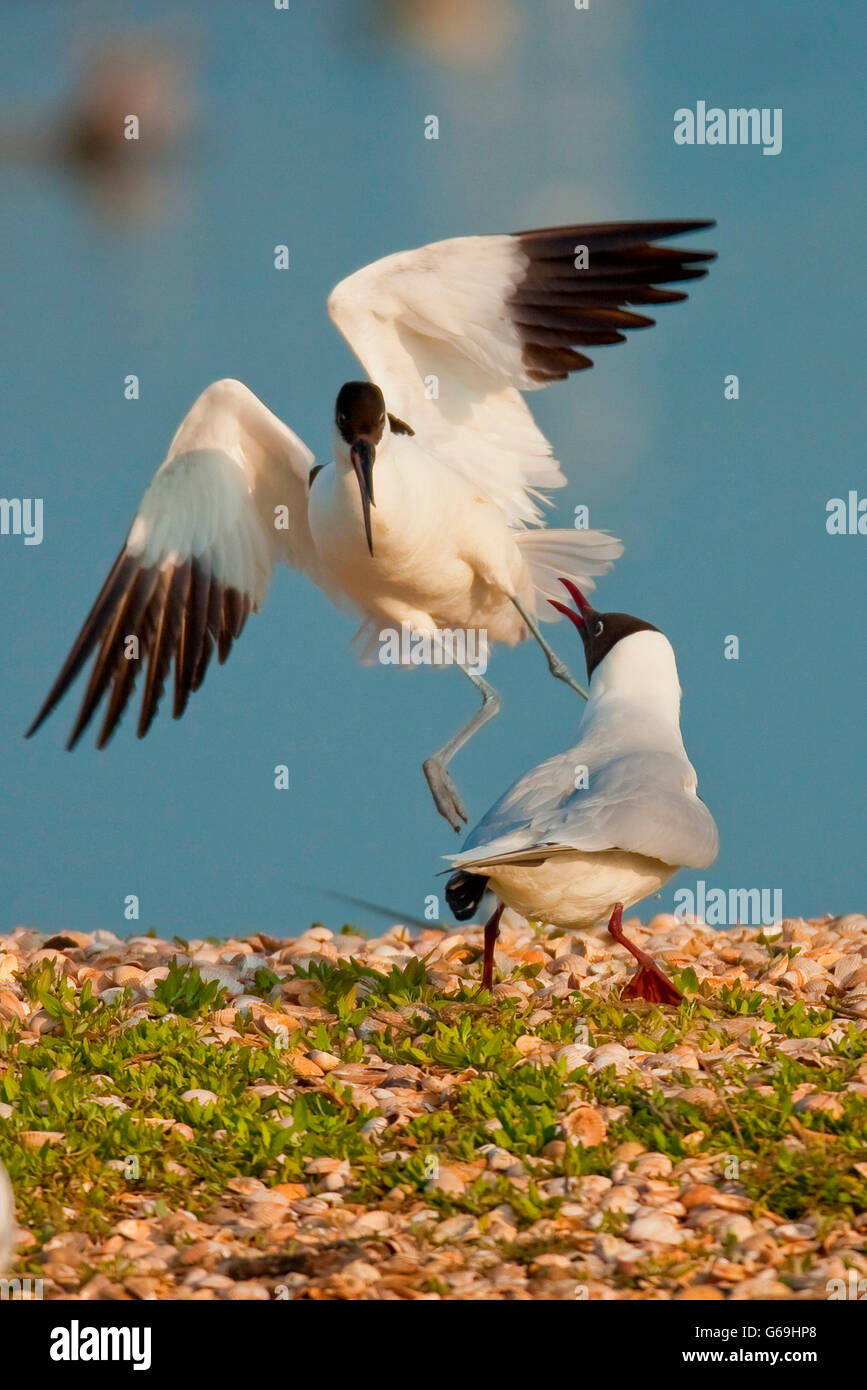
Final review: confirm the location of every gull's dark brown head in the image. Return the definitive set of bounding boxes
[334,382,387,557]
[549,577,659,680]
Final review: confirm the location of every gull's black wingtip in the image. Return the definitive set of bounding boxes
[445,870,489,922]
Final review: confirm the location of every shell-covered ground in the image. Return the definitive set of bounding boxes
[1,910,866,1301]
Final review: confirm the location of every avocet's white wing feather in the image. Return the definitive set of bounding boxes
[27,379,319,748]
[329,221,715,525]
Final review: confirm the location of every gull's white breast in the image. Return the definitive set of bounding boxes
[482,848,676,931]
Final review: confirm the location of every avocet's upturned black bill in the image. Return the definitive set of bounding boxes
[446,579,719,1002]
[25,219,716,829]
[335,381,387,556]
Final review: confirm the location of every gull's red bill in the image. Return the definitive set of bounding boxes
[547,576,595,628]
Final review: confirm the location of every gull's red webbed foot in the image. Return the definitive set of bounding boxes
[607,902,683,1006]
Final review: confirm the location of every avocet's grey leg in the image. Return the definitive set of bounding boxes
[423,665,501,831]
[509,594,588,700]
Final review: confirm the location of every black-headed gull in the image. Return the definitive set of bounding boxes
[445,579,718,1000]
[26,220,715,828]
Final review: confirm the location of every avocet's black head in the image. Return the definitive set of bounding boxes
[335,381,387,557]
[549,577,659,680]
[335,381,387,448]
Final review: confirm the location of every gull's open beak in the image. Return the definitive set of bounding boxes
[350,438,376,557]
[547,577,595,630]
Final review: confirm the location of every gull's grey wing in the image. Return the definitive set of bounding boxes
[455,747,578,860]
[452,747,718,872]
[538,751,719,869]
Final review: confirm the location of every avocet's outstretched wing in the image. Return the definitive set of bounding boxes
[329,220,715,525]
[26,379,318,748]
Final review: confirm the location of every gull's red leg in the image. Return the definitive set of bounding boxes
[607,902,683,1005]
[479,902,504,994]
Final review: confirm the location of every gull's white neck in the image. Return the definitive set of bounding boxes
[585,629,683,727]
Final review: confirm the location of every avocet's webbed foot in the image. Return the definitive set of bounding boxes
[546,651,587,698]
[509,593,588,700]
[423,756,468,832]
